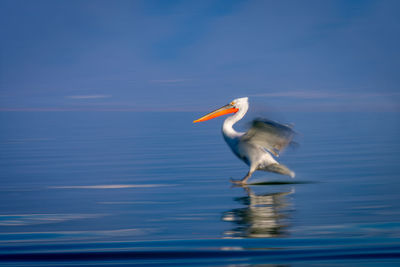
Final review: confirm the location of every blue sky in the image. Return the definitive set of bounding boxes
[0,0,399,112]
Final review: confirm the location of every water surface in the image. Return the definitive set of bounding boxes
[0,111,399,265]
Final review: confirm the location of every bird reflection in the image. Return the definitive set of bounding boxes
[222,185,294,238]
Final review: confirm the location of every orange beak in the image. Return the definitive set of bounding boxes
[193,104,239,123]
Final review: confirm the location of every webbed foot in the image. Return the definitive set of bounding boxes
[230,178,247,185]
[230,170,253,185]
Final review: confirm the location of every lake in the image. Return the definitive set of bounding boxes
[0,111,399,266]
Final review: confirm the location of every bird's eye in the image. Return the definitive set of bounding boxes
[230,102,235,106]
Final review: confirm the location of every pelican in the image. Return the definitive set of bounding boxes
[193,97,296,185]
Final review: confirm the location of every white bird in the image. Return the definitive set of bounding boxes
[193,97,296,185]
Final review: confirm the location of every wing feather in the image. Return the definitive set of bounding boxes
[241,118,296,157]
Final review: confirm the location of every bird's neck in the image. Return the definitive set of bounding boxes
[222,107,247,139]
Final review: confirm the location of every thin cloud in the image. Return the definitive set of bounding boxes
[249,90,400,112]
[66,95,112,99]
[250,91,400,99]
[250,91,342,99]
[149,79,189,84]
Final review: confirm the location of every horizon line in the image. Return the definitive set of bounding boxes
[0,107,399,113]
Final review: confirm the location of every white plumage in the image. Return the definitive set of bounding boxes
[194,97,296,184]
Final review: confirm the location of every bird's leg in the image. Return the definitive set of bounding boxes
[230,170,253,185]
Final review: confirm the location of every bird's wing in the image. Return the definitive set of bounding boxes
[241,118,296,157]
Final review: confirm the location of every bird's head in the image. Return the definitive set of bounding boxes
[193,97,248,123]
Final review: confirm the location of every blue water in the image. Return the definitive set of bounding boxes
[0,111,399,265]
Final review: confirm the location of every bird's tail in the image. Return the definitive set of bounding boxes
[262,163,295,178]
